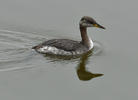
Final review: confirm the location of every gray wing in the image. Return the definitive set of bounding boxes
[40,39,85,51]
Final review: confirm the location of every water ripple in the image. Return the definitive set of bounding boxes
[0,29,37,71]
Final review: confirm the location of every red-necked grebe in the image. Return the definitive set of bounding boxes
[32,16,105,55]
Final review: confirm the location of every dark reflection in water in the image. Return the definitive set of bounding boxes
[76,50,103,81]
[43,48,103,81]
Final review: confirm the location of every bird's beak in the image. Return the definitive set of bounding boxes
[93,23,105,29]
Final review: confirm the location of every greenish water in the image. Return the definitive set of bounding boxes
[0,0,138,100]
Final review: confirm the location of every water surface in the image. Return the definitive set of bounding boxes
[0,0,138,100]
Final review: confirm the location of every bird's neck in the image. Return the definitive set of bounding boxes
[80,26,93,49]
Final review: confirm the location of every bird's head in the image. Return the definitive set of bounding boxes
[79,16,105,29]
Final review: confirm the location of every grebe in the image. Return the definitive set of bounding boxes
[32,16,105,55]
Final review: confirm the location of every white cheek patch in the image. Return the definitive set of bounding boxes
[79,20,93,27]
[80,20,87,26]
[82,23,88,27]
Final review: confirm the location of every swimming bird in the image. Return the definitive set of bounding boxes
[32,16,105,56]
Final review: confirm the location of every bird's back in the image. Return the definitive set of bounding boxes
[32,39,88,55]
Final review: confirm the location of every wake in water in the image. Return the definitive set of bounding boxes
[0,29,38,71]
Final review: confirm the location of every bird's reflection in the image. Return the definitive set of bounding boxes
[42,49,103,81]
[76,50,103,81]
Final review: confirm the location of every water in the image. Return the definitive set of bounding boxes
[0,0,138,100]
